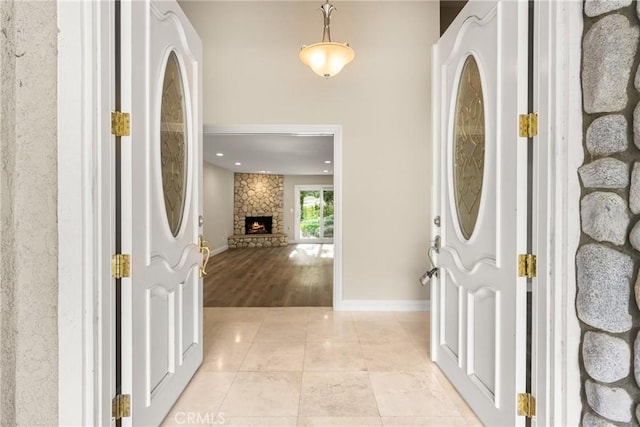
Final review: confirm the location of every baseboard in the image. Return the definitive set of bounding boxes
[212,245,228,256]
[335,299,430,312]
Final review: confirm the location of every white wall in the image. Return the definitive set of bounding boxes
[203,161,234,254]
[283,174,334,241]
[181,1,438,301]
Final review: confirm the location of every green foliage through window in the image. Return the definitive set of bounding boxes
[299,188,333,239]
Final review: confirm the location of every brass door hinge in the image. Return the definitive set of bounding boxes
[519,113,538,138]
[111,111,130,136]
[518,254,537,279]
[111,254,131,279]
[517,393,536,418]
[112,394,131,420]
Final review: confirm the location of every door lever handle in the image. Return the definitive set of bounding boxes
[419,236,441,286]
[419,267,439,286]
[198,235,211,277]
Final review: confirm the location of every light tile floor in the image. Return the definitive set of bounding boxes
[162,307,482,427]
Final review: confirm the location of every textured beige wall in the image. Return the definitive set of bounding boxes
[283,175,334,241]
[181,1,437,301]
[203,161,235,253]
[0,1,16,423]
[0,0,58,425]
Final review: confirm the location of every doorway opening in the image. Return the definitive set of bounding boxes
[201,124,343,309]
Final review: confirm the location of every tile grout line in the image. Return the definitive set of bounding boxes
[352,315,384,424]
[296,309,311,422]
[211,315,260,420]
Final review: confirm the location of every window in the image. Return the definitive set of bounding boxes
[295,186,334,242]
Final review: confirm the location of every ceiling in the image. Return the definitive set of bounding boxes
[203,133,334,176]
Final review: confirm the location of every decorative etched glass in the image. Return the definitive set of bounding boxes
[160,51,187,237]
[453,55,485,240]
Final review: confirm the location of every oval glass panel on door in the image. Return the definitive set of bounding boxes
[452,55,485,241]
[160,51,188,237]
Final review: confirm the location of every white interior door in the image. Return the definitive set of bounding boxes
[120,1,204,425]
[431,1,529,426]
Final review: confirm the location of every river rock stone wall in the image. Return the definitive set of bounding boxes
[233,173,284,235]
[227,234,288,249]
[229,173,287,248]
[579,1,640,425]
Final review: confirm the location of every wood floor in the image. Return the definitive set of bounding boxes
[203,244,333,307]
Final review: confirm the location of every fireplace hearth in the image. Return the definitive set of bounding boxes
[245,216,273,234]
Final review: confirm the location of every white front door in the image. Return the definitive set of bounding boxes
[431,1,529,426]
[120,1,204,425]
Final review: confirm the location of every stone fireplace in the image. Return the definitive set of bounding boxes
[228,173,287,248]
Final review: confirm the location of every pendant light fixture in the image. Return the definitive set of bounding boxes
[299,0,354,78]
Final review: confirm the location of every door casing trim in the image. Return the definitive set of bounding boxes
[58,1,114,425]
[532,1,583,425]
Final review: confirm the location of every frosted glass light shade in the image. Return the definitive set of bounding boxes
[299,42,354,78]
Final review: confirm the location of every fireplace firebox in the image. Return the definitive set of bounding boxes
[245,216,273,234]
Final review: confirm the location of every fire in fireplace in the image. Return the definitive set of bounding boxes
[245,216,273,234]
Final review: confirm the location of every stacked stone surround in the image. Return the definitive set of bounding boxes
[579,1,640,425]
[227,233,288,249]
[228,173,288,248]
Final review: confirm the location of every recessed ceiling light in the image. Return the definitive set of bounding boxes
[235,162,241,166]
[323,170,329,173]
[324,160,331,164]
[216,152,224,157]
